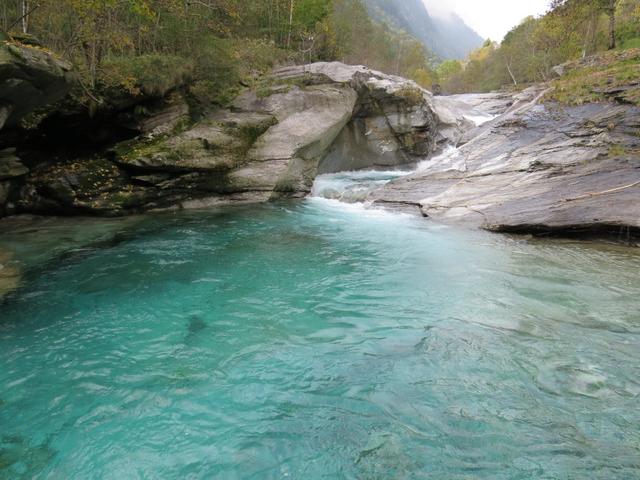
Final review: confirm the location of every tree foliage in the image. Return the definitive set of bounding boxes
[1,0,438,107]
[440,0,640,93]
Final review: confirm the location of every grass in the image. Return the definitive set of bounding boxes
[253,73,326,99]
[546,49,640,106]
[394,85,426,105]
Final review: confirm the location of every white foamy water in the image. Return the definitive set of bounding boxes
[416,145,465,173]
[311,170,412,204]
[311,146,467,210]
[464,112,496,126]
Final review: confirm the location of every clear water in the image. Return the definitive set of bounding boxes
[1,187,640,479]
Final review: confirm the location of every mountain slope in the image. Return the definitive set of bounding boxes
[363,0,483,60]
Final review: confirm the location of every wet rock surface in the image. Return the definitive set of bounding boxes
[0,214,145,300]
[372,89,640,239]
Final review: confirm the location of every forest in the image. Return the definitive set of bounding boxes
[1,0,435,112]
[437,0,640,93]
[2,0,640,110]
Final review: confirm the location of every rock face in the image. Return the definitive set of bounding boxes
[0,37,74,215]
[16,62,447,215]
[372,87,640,237]
[0,38,73,129]
[7,58,638,240]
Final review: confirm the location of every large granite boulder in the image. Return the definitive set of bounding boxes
[372,90,640,237]
[16,62,450,215]
[268,63,441,173]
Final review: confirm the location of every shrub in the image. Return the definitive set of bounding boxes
[100,55,194,98]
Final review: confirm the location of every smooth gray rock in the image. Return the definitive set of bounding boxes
[372,96,640,236]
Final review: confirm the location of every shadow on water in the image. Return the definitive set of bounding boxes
[0,435,56,480]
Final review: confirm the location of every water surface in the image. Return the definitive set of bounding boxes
[1,188,639,479]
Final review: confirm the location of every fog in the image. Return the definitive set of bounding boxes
[423,0,551,42]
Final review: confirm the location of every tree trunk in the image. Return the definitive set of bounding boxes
[395,40,403,75]
[607,0,616,50]
[21,0,29,34]
[287,0,294,49]
[506,60,518,86]
[2,1,7,31]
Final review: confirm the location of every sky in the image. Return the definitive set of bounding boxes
[423,0,552,42]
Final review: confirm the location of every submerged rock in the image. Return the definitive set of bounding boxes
[0,248,20,299]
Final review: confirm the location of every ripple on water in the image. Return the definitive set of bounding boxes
[0,202,639,479]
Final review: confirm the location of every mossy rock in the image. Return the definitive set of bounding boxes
[8,32,43,47]
[546,49,640,107]
[394,85,426,105]
[24,158,152,214]
[114,110,277,172]
[0,150,29,180]
[0,39,73,128]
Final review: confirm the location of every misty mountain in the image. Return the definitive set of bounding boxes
[363,0,484,60]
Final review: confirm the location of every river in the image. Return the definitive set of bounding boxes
[1,170,639,479]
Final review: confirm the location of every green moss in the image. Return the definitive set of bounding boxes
[235,119,276,146]
[253,73,324,99]
[620,38,640,50]
[546,49,640,107]
[395,85,425,105]
[609,145,628,157]
[114,135,168,162]
[186,37,290,109]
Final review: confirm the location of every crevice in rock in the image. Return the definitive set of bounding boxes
[486,223,640,245]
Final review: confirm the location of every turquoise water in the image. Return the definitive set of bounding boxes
[1,195,640,479]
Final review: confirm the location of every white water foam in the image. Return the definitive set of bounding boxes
[416,145,464,173]
[306,196,412,220]
[311,170,412,204]
[464,113,496,126]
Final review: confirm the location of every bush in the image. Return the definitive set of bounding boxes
[100,55,194,98]
[187,37,291,108]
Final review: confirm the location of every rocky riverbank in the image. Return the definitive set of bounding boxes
[0,40,497,218]
[371,85,640,239]
[1,37,638,243]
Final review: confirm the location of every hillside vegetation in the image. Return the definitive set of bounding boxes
[438,0,640,94]
[1,0,437,114]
